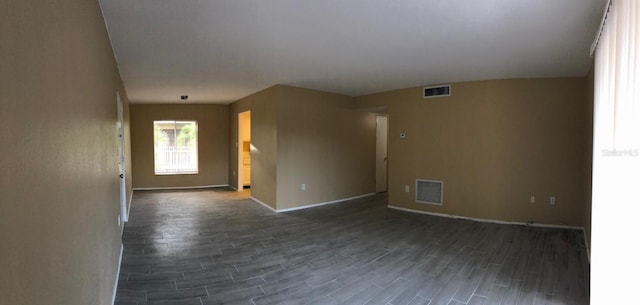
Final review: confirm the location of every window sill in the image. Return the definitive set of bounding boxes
[154,172,199,176]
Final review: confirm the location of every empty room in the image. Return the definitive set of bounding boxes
[2,0,639,305]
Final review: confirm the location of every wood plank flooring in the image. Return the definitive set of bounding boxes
[114,188,590,305]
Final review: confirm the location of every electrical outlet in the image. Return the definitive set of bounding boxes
[301,183,306,191]
[550,196,556,205]
[530,196,535,203]
[405,185,410,193]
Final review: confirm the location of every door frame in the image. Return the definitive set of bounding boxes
[117,92,128,224]
[375,115,389,193]
[237,111,251,191]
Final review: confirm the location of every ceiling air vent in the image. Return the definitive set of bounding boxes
[423,84,451,98]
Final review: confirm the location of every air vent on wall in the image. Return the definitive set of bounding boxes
[416,179,443,205]
[423,84,451,98]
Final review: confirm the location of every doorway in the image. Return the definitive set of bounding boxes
[238,111,251,191]
[375,115,388,193]
[117,92,128,225]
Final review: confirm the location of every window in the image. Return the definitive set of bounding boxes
[153,121,198,175]
[591,0,640,303]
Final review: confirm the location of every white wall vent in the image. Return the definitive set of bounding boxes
[416,179,443,205]
[423,84,451,98]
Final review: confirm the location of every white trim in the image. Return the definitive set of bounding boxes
[126,191,133,221]
[116,92,128,224]
[279,193,376,213]
[229,185,238,191]
[250,193,376,213]
[132,184,229,191]
[250,196,277,212]
[111,244,123,305]
[387,205,584,230]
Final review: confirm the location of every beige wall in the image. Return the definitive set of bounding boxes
[276,86,376,210]
[0,0,130,304]
[229,87,279,208]
[355,78,592,226]
[228,85,376,210]
[130,104,229,188]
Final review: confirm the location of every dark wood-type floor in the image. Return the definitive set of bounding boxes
[115,188,590,305]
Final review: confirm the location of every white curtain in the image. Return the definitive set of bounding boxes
[592,0,640,303]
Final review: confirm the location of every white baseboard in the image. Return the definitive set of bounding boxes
[132,184,229,191]
[111,243,123,305]
[124,191,133,223]
[251,196,277,212]
[387,205,584,230]
[277,193,376,212]
[229,185,238,191]
[250,193,376,213]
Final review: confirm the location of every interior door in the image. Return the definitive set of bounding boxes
[117,92,127,223]
[376,116,388,193]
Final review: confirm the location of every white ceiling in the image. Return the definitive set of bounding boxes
[100,0,605,104]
